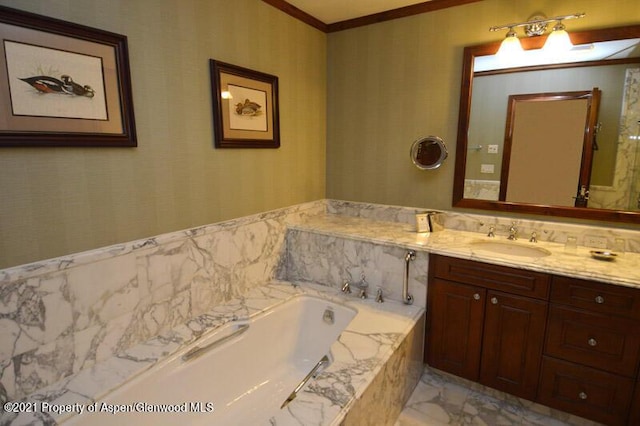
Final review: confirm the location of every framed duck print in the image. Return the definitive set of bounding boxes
[210,60,280,148]
[0,5,136,147]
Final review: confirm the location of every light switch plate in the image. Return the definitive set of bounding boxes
[488,144,499,154]
[480,164,494,174]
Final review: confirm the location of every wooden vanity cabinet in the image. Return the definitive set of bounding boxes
[426,255,640,425]
[537,276,640,425]
[426,254,549,400]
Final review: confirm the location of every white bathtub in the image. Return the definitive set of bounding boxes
[64,294,357,425]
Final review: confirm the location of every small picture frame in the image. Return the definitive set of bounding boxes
[210,60,280,148]
[0,5,136,147]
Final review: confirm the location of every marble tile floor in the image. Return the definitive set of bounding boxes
[395,367,604,426]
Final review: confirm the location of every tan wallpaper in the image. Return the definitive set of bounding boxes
[0,0,327,268]
[1,0,638,268]
[326,0,640,209]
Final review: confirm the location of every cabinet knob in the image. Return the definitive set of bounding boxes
[491,297,498,305]
[595,295,605,304]
[473,293,481,301]
[588,338,597,347]
[578,391,588,400]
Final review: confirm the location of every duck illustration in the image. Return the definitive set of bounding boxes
[20,75,95,98]
[61,75,95,97]
[19,76,66,94]
[235,98,261,116]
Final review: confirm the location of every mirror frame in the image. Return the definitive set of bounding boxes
[453,24,640,224]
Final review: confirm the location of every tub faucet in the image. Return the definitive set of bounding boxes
[375,288,384,303]
[359,287,367,299]
[341,281,351,294]
[507,222,518,240]
[355,275,368,299]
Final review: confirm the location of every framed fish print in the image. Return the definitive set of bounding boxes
[0,5,136,147]
[210,60,280,148]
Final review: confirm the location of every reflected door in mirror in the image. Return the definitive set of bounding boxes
[501,89,601,207]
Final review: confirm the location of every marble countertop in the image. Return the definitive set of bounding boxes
[289,214,640,289]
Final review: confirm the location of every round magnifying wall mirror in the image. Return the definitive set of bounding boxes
[411,136,448,170]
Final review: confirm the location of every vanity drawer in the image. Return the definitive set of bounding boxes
[432,254,549,299]
[545,305,640,377]
[538,356,634,426]
[550,276,640,320]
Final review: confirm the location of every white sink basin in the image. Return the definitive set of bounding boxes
[470,240,552,258]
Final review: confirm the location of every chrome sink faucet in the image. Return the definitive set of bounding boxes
[507,222,518,240]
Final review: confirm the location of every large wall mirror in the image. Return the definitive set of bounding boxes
[453,25,640,224]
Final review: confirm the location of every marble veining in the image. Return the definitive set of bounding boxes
[285,228,428,308]
[2,282,424,426]
[290,213,640,288]
[1,197,639,420]
[589,67,640,211]
[0,201,326,402]
[397,367,603,426]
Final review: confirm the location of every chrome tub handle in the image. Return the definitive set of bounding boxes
[281,354,330,409]
[182,323,250,362]
[403,250,415,305]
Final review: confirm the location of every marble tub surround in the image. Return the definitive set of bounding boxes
[3,281,425,426]
[289,213,640,288]
[341,309,424,426]
[0,201,326,402]
[1,197,638,407]
[285,228,428,308]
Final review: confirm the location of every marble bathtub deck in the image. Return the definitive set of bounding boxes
[396,367,603,426]
[3,281,424,425]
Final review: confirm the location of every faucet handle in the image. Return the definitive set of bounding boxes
[341,281,352,294]
[487,226,495,238]
[529,231,538,243]
[359,288,367,299]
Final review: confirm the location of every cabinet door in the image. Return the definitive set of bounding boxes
[426,278,485,381]
[480,290,547,400]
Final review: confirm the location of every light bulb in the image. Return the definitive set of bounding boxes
[543,21,573,56]
[497,28,524,58]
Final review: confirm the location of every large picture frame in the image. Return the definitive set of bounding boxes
[0,6,136,147]
[210,60,279,148]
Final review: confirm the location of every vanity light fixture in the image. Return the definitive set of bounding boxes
[490,13,585,57]
[543,20,573,55]
[496,27,524,57]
